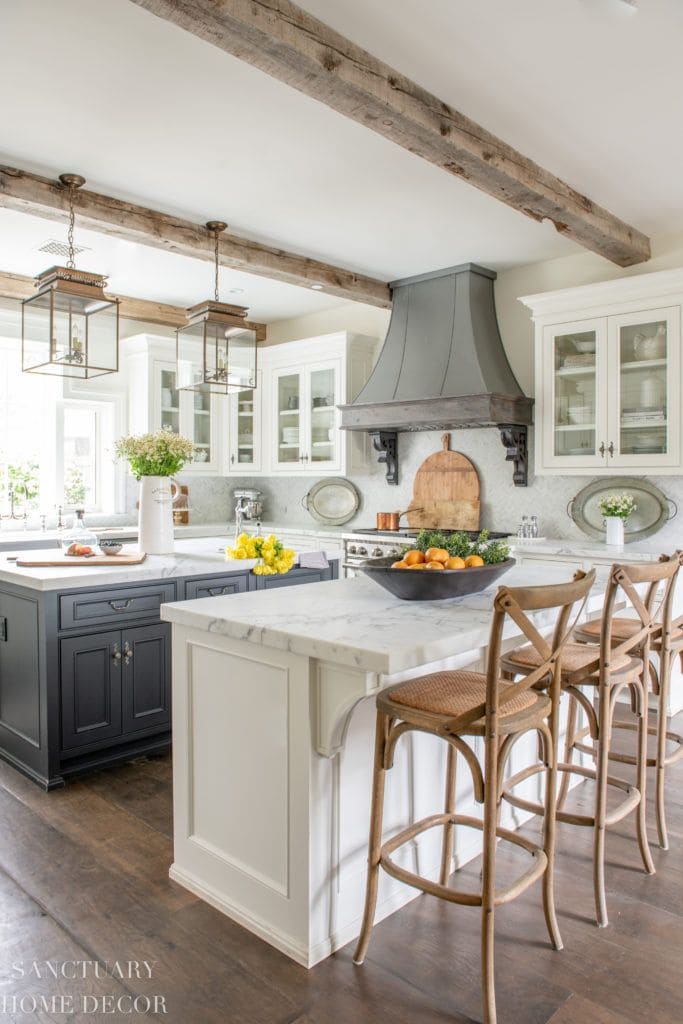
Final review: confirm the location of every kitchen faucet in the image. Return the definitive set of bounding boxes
[0,485,29,527]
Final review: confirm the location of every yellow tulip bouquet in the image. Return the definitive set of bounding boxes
[227,533,296,576]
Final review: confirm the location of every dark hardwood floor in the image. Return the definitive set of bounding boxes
[0,714,682,1023]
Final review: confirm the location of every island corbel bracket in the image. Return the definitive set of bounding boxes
[497,425,529,486]
[370,431,398,485]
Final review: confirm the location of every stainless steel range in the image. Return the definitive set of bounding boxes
[342,528,512,577]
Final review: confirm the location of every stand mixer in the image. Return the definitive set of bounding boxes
[234,489,264,538]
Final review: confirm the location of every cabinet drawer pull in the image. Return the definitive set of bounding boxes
[109,599,132,611]
[207,586,229,596]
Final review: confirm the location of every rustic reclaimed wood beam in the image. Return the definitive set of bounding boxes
[0,165,391,309]
[130,0,650,267]
[0,269,267,339]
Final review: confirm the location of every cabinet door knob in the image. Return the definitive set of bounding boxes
[123,640,133,666]
[231,454,235,464]
[599,442,606,457]
[112,644,122,664]
[608,441,615,457]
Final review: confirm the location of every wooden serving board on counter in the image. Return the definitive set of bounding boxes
[16,553,147,567]
[407,434,481,531]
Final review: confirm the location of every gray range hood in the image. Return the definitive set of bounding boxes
[339,263,533,485]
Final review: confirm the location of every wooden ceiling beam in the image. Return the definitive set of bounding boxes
[0,269,267,340]
[0,165,391,309]
[131,0,650,267]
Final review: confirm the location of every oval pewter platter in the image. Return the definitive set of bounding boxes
[302,477,360,526]
[568,477,676,543]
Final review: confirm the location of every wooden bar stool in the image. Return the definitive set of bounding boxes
[501,556,680,929]
[572,552,683,849]
[353,570,595,1024]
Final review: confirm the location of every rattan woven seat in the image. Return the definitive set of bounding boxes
[505,641,632,679]
[576,615,683,650]
[388,670,536,718]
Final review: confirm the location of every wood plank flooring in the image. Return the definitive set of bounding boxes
[0,715,681,1023]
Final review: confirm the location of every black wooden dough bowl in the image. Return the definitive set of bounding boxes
[359,556,516,601]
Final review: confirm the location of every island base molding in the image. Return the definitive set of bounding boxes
[169,624,564,967]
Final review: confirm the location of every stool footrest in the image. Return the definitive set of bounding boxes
[502,760,640,827]
[379,813,547,908]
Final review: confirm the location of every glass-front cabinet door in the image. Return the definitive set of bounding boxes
[274,368,303,469]
[154,360,219,474]
[542,318,608,469]
[159,367,180,434]
[610,307,680,468]
[306,360,341,471]
[228,373,261,473]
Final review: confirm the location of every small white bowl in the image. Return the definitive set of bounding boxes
[567,406,594,425]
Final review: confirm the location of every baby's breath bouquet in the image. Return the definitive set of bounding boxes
[598,493,637,521]
[227,533,296,576]
[114,428,195,479]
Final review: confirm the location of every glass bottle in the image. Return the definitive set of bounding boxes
[61,509,98,552]
[530,515,539,539]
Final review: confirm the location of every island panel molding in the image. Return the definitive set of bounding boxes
[131,0,649,267]
[0,165,391,309]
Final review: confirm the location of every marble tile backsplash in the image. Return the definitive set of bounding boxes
[224,427,683,548]
[13,429,678,545]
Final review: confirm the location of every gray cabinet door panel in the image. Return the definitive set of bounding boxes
[59,583,176,630]
[60,631,122,750]
[0,592,40,748]
[184,574,248,600]
[122,624,171,733]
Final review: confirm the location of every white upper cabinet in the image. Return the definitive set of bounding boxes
[522,269,683,476]
[124,335,224,475]
[258,332,378,477]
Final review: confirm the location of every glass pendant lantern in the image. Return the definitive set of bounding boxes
[22,174,119,379]
[176,221,257,395]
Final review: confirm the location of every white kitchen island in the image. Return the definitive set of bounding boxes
[161,564,608,967]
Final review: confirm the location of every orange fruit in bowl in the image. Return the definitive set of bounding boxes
[464,554,485,568]
[391,560,409,569]
[445,556,466,570]
[404,549,426,565]
[425,560,445,570]
[425,547,449,564]
[407,562,427,570]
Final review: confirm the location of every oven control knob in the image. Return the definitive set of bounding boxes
[358,546,368,556]
[348,544,357,554]
[372,547,383,557]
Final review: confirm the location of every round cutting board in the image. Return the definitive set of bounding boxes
[407,434,481,531]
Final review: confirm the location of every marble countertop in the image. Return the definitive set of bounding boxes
[0,536,342,593]
[160,564,607,675]
[510,536,680,561]
[0,521,345,551]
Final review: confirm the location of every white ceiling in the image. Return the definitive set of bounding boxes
[0,0,681,321]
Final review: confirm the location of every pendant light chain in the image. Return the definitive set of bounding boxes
[214,227,220,303]
[66,185,76,270]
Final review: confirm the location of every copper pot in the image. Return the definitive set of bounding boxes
[376,508,421,531]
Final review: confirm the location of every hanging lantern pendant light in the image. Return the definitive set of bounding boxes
[176,221,257,395]
[22,172,119,378]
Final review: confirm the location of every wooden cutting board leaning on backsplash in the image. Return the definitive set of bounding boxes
[406,433,481,531]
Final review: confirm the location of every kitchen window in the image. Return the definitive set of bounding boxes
[0,335,121,515]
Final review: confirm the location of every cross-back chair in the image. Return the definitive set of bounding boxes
[353,569,595,1024]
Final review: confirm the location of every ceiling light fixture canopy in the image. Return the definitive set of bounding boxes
[176,221,257,395]
[22,173,119,378]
